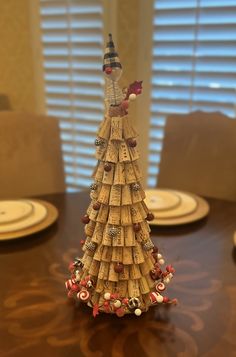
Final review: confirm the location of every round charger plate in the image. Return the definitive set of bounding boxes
[149,192,209,226]
[0,200,33,224]
[152,191,198,219]
[0,201,47,233]
[0,200,58,241]
[145,189,181,211]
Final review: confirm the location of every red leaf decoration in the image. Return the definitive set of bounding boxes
[125,81,143,100]
[93,303,99,318]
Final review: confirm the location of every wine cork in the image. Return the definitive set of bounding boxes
[102,225,113,246]
[98,116,111,139]
[91,222,104,244]
[124,226,136,246]
[130,264,142,279]
[105,140,119,163]
[82,254,93,270]
[93,245,103,261]
[130,204,143,223]
[110,117,123,141]
[88,259,100,276]
[94,161,104,182]
[139,276,150,294]
[141,201,149,215]
[140,261,150,276]
[108,262,119,282]
[95,144,106,161]
[101,246,112,262]
[121,184,132,205]
[123,115,137,139]
[125,163,136,184]
[117,280,128,297]
[91,292,100,305]
[121,206,132,225]
[135,223,150,243]
[119,141,131,162]
[98,184,110,205]
[96,204,109,224]
[112,226,124,247]
[98,261,109,280]
[129,146,140,161]
[102,164,115,184]
[84,220,96,237]
[109,185,121,206]
[111,246,123,262]
[133,243,145,264]
[86,200,94,215]
[131,187,144,204]
[89,205,99,221]
[95,279,105,293]
[114,162,126,185]
[128,279,140,298]
[145,273,155,289]
[123,247,133,264]
[108,206,121,225]
[132,161,142,180]
[118,264,129,280]
[136,202,148,220]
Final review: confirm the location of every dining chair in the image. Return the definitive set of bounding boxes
[0,111,65,198]
[157,110,236,201]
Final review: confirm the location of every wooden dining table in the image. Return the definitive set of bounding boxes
[0,191,235,357]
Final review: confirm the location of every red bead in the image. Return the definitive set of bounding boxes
[163,296,169,303]
[103,301,109,307]
[71,284,80,292]
[80,239,85,246]
[127,138,137,148]
[116,307,125,317]
[114,262,124,273]
[121,100,129,110]
[166,265,175,273]
[146,212,155,221]
[122,298,129,305]
[104,163,112,172]
[105,67,112,74]
[133,223,141,232]
[93,202,101,210]
[150,268,162,281]
[68,262,75,272]
[81,214,90,224]
[152,246,158,254]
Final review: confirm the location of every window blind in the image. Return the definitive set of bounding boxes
[148,0,236,187]
[39,0,104,191]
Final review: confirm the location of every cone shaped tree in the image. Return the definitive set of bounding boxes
[65,34,176,317]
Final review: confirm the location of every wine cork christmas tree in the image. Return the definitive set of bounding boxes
[65,34,176,317]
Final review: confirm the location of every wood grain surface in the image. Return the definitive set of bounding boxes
[0,192,235,357]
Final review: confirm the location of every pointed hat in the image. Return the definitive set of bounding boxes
[103,33,122,72]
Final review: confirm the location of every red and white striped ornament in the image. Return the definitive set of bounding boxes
[150,292,164,304]
[77,289,90,302]
[65,278,76,290]
[156,282,166,292]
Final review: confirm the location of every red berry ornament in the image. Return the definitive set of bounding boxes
[105,66,112,75]
[127,138,137,148]
[133,223,141,232]
[114,262,124,273]
[146,212,155,221]
[152,246,158,254]
[93,202,101,210]
[116,307,125,317]
[104,162,112,172]
[81,214,90,224]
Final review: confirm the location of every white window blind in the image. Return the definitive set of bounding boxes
[148,0,236,187]
[39,0,105,191]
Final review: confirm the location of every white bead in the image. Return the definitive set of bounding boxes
[104,292,111,300]
[164,277,170,284]
[156,295,164,303]
[159,259,165,265]
[129,93,137,101]
[169,273,173,279]
[157,253,162,259]
[114,300,121,308]
[134,308,142,316]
